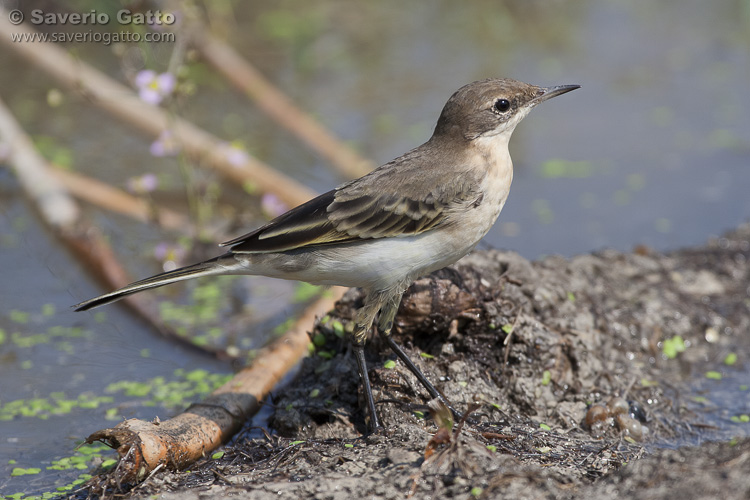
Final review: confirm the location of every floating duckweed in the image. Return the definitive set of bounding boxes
[10,309,30,324]
[11,467,41,476]
[539,159,594,179]
[0,393,114,420]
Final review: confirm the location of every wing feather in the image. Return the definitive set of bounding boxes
[221,148,483,254]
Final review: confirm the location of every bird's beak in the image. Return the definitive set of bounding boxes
[532,84,580,105]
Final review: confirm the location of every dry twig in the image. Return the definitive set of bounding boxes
[0,10,315,208]
[85,288,345,485]
[191,26,375,179]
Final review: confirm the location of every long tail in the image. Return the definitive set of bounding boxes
[73,253,240,311]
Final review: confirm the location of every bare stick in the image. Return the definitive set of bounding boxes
[0,87,348,483]
[0,10,315,208]
[85,287,346,485]
[191,28,375,179]
[49,167,189,231]
[0,97,79,231]
[0,90,237,358]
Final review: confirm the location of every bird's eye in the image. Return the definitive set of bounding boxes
[493,98,511,113]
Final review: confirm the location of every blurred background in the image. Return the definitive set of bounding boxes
[0,0,749,496]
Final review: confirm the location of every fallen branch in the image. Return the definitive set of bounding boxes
[1,86,348,484]
[0,96,79,231]
[0,90,236,359]
[191,26,375,179]
[0,10,315,208]
[85,287,345,486]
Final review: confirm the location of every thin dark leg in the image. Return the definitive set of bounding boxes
[380,332,464,421]
[353,342,382,432]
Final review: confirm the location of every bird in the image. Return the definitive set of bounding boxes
[74,78,579,431]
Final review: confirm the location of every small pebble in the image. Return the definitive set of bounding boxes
[607,397,629,416]
[585,404,609,427]
[616,413,643,440]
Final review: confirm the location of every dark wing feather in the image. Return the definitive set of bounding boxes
[221,189,347,252]
[221,147,482,254]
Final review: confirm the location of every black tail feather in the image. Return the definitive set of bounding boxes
[73,254,236,311]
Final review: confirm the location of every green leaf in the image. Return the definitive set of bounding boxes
[705,371,722,380]
[724,352,738,366]
[383,360,396,369]
[312,333,326,347]
[332,321,345,338]
[662,335,686,359]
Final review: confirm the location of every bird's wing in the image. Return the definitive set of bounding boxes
[221,156,481,254]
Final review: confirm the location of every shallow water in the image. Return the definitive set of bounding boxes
[1,0,749,497]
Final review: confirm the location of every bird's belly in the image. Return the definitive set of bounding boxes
[245,227,485,291]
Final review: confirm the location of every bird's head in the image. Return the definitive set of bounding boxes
[433,78,579,142]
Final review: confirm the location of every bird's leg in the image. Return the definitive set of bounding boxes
[351,297,385,432]
[352,335,381,432]
[377,294,464,422]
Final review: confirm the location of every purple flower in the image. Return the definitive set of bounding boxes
[221,142,250,168]
[154,242,186,272]
[150,130,180,157]
[135,70,176,105]
[126,173,159,194]
[261,193,288,218]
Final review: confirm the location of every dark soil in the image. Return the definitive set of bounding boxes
[101,223,750,499]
